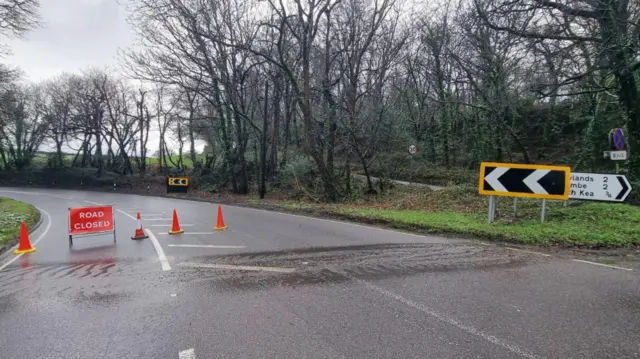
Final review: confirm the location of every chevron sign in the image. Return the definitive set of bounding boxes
[479,162,571,200]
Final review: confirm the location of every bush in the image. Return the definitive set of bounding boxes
[368,152,477,186]
[279,156,319,188]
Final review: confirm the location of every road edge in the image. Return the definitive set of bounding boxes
[0,204,43,257]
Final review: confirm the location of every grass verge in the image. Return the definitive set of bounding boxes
[0,197,40,247]
[249,186,640,248]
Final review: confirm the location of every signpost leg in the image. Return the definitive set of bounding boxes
[513,198,518,218]
[540,199,547,223]
[488,196,496,223]
[113,208,117,243]
[69,235,73,248]
[615,163,619,174]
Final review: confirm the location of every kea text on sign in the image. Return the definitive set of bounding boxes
[569,172,631,202]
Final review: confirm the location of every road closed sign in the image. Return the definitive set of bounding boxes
[69,206,115,235]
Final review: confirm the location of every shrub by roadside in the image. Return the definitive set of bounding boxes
[0,198,40,249]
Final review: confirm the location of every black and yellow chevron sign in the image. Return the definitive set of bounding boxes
[167,177,190,193]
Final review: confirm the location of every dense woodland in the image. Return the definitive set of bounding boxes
[0,0,638,200]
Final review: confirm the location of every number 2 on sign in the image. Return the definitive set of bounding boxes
[603,176,608,190]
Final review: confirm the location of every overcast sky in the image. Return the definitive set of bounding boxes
[2,0,207,154]
[4,0,133,81]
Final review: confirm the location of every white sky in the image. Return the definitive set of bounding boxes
[2,0,206,155]
[4,0,132,80]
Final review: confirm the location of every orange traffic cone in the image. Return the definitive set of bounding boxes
[131,212,148,240]
[169,209,184,235]
[14,221,36,255]
[214,205,228,230]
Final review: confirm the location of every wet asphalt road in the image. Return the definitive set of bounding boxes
[0,188,639,359]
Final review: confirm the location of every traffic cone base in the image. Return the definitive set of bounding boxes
[14,247,36,255]
[214,205,227,231]
[131,231,148,240]
[14,221,36,255]
[131,212,148,240]
[169,209,183,235]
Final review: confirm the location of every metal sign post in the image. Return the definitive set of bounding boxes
[408,145,417,185]
[608,128,626,174]
[540,199,547,223]
[488,196,496,223]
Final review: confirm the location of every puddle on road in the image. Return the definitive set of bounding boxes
[178,243,532,291]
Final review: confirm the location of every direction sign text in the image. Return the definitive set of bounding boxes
[570,173,632,202]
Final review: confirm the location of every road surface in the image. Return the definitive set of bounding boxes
[0,187,638,359]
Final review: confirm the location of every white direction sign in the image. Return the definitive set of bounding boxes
[408,145,417,155]
[570,172,632,202]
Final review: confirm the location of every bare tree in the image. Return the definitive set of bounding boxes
[476,0,640,176]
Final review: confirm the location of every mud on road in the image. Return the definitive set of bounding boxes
[177,243,533,291]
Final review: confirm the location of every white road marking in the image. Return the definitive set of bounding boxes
[179,262,296,273]
[158,232,217,235]
[0,207,53,272]
[479,242,492,246]
[142,218,173,221]
[112,206,171,272]
[150,224,194,227]
[168,244,246,249]
[0,189,72,200]
[361,281,543,359]
[146,228,171,271]
[84,200,106,206]
[572,259,632,271]
[504,247,552,257]
[179,348,195,359]
[115,208,136,220]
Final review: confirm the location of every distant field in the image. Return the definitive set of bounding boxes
[32,153,205,168]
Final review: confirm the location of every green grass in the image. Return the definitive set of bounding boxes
[332,203,640,247]
[254,190,640,247]
[0,198,40,247]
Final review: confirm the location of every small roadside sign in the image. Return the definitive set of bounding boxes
[479,162,571,200]
[408,145,417,155]
[609,128,625,150]
[167,177,189,193]
[570,173,632,202]
[608,151,628,161]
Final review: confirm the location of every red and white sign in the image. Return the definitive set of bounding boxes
[69,206,115,235]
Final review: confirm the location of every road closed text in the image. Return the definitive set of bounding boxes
[69,206,115,235]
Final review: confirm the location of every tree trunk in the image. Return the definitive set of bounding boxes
[270,74,281,178]
[260,82,269,199]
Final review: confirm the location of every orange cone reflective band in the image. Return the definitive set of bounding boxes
[131,212,148,240]
[14,221,36,255]
[214,205,228,230]
[169,209,184,234]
